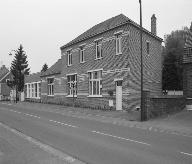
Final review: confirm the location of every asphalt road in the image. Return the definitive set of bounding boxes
[0,102,192,164]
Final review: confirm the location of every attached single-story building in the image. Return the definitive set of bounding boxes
[25,72,41,102]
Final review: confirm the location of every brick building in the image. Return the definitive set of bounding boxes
[40,14,163,111]
[40,59,63,103]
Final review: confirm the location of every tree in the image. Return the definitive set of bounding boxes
[41,63,48,73]
[10,44,30,92]
[162,29,186,90]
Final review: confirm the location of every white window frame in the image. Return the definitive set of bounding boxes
[115,34,122,55]
[26,82,40,99]
[47,78,54,96]
[67,50,72,66]
[67,74,77,96]
[79,47,85,63]
[38,83,41,98]
[31,83,34,98]
[95,41,102,59]
[88,70,102,97]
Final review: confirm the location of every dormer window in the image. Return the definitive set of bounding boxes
[67,50,72,66]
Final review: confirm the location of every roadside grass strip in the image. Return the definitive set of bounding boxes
[0,122,86,164]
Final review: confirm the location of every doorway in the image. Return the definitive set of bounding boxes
[115,80,123,111]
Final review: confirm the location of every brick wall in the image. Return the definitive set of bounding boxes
[143,91,186,119]
[41,23,162,111]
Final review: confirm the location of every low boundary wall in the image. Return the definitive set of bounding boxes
[143,91,186,120]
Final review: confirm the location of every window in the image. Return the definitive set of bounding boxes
[146,42,150,54]
[79,47,85,63]
[28,84,30,98]
[88,70,102,96]
[67,50,72,66]
[35,83,37,97]
[47,78,54,96]
[67,74,77,96]
[96,41,102,59]
[31,84,34,97]
[115,34,122,55]
[38,83,41,98]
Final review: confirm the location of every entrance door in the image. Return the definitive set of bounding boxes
[116,80,123,111]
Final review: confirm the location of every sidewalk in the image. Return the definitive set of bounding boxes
[2,101,192,137]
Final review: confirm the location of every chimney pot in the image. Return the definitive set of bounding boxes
[151,14,157,35]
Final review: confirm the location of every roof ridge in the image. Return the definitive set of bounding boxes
[60,14,130,49]
[40,58,62,77]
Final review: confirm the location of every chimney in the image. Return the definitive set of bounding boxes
[151,14,157,35]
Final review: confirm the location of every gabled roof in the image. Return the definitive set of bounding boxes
[0,65,10,82]
[60,14,162,50]
[41,59,62,77]
[25,72,41,83]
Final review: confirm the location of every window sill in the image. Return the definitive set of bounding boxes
[67,64,72,67]
[26,97,41,99]
[48,95,54,97]
[87,95,103,98]
[80,61,86,64]
[94,57,103,61]
[116,52,122,55]
[66,95,77,98]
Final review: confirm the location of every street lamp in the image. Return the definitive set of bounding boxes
[8,50,18,103]
[139,0,144,121]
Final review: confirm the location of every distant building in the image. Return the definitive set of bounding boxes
[0,65,12,100]
[37,14,162,111]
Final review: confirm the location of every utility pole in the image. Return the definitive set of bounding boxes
[139,0,144,121]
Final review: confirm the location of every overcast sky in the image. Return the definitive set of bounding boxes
[0,0,191,73]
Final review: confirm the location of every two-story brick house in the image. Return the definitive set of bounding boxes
[41,14,163,111]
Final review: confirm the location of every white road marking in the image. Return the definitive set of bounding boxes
[91,130,151,146]
[49,119,78,128]
[0,122,85,164]
[180,151,192,157]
